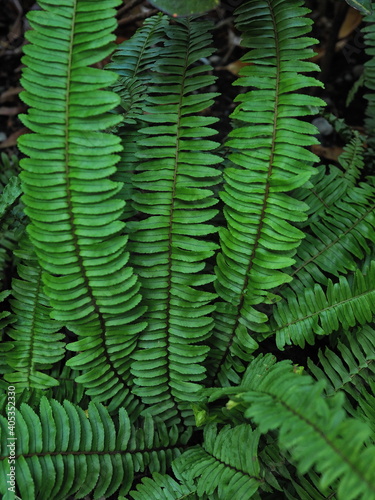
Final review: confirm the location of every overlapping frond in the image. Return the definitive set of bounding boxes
[208,0,325,386]
[259,439,337,498]
[17,0,146,409]
[129,471,201,500]
[294,133,365,226]
[127,18,222,425]
[285,182,375,293]
[0,397,191,500]
[272,261,375,348]
[208,354,375,500]
[3,236,65,389]
[173,423,262,500]
[0,155,25,290]
[308,324,375,433]
[107,13,169,219]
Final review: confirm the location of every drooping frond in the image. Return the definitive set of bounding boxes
[107,13,169,219]
[259,438,337,498]
[17,0,146,410]
[0,397,191,500]
[294,132,365,226]
[208,354,375,500]
[173,423,263,500]
[127,18,222,426]
[3,236,65,389]
[284,182,375,294]
[208,0,325,386]
[272,261,375,349]
[307,323,375,434]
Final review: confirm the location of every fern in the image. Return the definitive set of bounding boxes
[272,261,375,348]
[308,323,375,435]
[0,397,191,499]
[17,0,147,411]
[208,354,375,499]
[1,0,375,497]
[294,133,365,226]
[174,423,262,499]
[125,18,222,426]
[106,13,169,219]
[208,0,325,386]
[3,236,65,388]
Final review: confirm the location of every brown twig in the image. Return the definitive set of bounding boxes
[117,0,146,17]
[118,8,159,27]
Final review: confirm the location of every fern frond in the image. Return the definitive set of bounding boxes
[0,158,26,290]
[259,439,337,499]
[294,133,365,225]
[0,290,16,391]
[0,397,191,500]
[107,13,168,82]
[0,176,22,223]
[3,236,65,389]
[107,13,169,219]
[173,423,263,500]
[17,0,146,409]
[209,354,375,500]
[273,261,375,349]
[208,0,325,386]
[307,324,375,429]
[126,18,222,425]
[285,182,375,293]
[129,471,201,500]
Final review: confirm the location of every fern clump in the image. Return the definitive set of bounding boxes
[0,0,375,498]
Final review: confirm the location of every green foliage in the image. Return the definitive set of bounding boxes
[207,354,375,499]
[0,0,375,498]
[0,396,191,499]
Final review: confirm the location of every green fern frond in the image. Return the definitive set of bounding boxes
[17,0,146,409]
[107,14,169,219]
[0,156,26,290]
[107,13,168,82]
[259,439,337,499]
[0,290,16,391]
[273,261,375,348]
[284,183,375,293]
[173,423,263,500]
[129,471,201,500]
[127,18,222,425]
[307,324,375,429]
[294,133,365,225]
[208,0,325,386]
[0,397,191,500]
[4,236,65,389]
[209,354,375,500]
[0,177,22,223]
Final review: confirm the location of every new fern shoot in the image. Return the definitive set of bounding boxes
[0,0,375,499]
